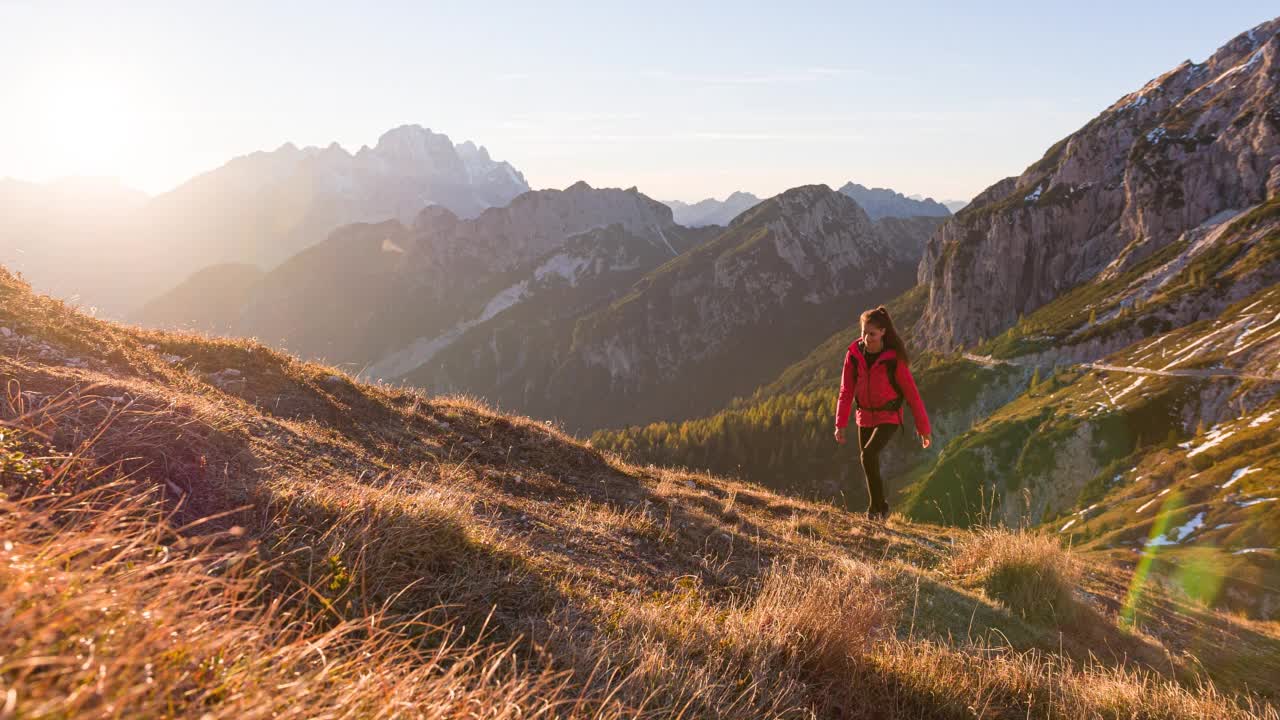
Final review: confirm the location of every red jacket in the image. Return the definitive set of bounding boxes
[835,340,930,435]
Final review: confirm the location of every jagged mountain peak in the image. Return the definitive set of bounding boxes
[730,184,865,229]
[836,181,873,193]
[455,139,488,158]
[28,124,533,314]
[777,183,835,200]
[374,123,449,147]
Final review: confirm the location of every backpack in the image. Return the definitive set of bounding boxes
[851,351,905,413]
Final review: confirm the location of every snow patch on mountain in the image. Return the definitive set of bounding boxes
[1181,425,1234,457]
[1146,511,1205,547]
[1222,466,1261,489]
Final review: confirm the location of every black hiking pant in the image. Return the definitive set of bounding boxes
[856,424,898,518]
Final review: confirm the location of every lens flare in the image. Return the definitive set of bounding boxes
[1121,490,1181,627]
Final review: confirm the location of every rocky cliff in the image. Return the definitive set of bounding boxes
[917,18,1280,351]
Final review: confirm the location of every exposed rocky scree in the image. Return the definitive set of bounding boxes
[917,18,1280,351]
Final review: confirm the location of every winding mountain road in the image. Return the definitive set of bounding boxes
[961,353,1280,383]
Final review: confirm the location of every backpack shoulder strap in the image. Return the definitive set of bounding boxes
[886,357,904,400]
[847,342,861,380]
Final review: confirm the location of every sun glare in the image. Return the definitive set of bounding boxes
[36,63,143,178]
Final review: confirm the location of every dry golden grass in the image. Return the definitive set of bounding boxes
[950,528,1082,625]
[563,559,896,717]
[0,482,605,720]
[3,267,1279,719]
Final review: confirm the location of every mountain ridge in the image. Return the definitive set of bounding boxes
[838,182,952,220]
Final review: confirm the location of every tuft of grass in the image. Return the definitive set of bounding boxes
[577,560,898,717]
[950,528,1081,625]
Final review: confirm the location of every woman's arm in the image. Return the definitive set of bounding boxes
[896,360,931,438]
[834,350,856,430]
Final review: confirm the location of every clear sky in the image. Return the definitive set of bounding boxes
[1,1,1275,203]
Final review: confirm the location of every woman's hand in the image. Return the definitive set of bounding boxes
[834,427,846,444]
[920,433,932,449]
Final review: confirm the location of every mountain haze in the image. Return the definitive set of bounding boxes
[838,182,952,220]
[0,125,530,314]
[664,191,762,227]
[0,177,148,304]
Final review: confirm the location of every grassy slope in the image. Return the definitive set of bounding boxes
[2,267,1278,718]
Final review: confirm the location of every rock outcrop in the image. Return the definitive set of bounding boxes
[917,17,1280,350]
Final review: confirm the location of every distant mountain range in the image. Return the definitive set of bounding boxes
[224,181,695,373]
[665,185,955,227]
[837,183,951,220]
[912,195,969,213]
[664,192,762,226]
[0,125,530,314]
[137,181,942,432]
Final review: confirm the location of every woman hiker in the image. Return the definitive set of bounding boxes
[833,305,931,520]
